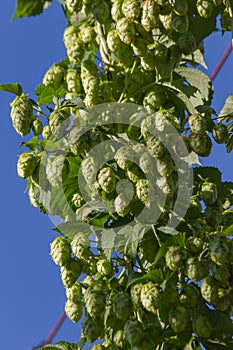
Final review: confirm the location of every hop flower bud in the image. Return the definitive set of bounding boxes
[112,292,131,320]
[98,167,116,193]
[165,245,187,271]
[46,154,69,188]
[32,119,43,136]
[189,114,207,134]
[200,276,218,304]
[212,123,228,144]
[66,68,82,94]
[200,181,218,206]
[122,0,141,20]
[113,330,129,349]
[42,64,64,90]
[116,18,135,45]
[185,257,207,282]
[209,235,229,265]
[189,132,212,157]
[10,94,33,136]
[49,108,70,139]
[66,281,81,301]
[50,236,71,267]
[71,232,93,262]
[84,288,106,318]
[180,283,200,309]
[130,283,143,307]
[65,0,82,13]
[141,0,159,31]
[141,282,160,314]
[97,259,113,276]
[42,125,52,140]
[60,258,82,288]
[81,157,98,185]
[17,152,38,179]
[65,299,82,323]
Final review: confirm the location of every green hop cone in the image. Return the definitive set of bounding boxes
[209,235,229,265]
[130,283,143,307]
[49,108,70,139]
[107,30,122,52]
[46,154,69,188]
[122,0,141,19]
[141,0,159,31]
[65,299,82,323]
[210,262,229,283]
[66,281,81,301]
[127,164,144,183]
[200,181,218,206]
[71,232,93,262]
[116,17,135,45]
[141,282,160,314]
[92,345,105,350]
[17,152,39,178]
[84,288,106,318]
[189,114,207,134]
[185,257,207,282]
[97,259,113,276]
[112,292,131,321]
[81,156,98,185]
[196,0,213,18]
[79,23,95,44]
[192,314,212,338]
[63,26,85,63]
[178,31,196,55]
[111,0,124,22]
[124,319,143,346]
[173,0,188,16]
[10,94,33,136]
[172,14,189,33]
[136,178,150,205]
[200,276,218,304]
[32,119,43,136]
[143,88,167,110]
[60,258,82,288]
[50,236,71,267]
[212,123,228,144]
[189,132,212,157]
[65,0,82,13]
[115,146,135,170]
[66,68,82,93]
[98,167,116,193]
[68,128,89,156]
[186,236,203,254]
[165,245,187,271]
[169,305,189,333]
[28,184,46,213]
[180,283,200,309]
[146,135,166,159]
[82,314,103,342]
[113,330,129,349]
[72,193,84,209]
[205,206,222,228]
[42,64,64,90]
[42,125,52,140]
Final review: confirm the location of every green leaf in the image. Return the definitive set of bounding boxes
[161,82,198,115]
[53,220,91,239]
[201,339,233,350]
[193,166,222,189]
[126,268,165,290]
[0,83,23,95]
[207,309,233,339]
[218,94,233,122]
[12,0,52,20]
[39,341,80,350]
[175,67,213,103]
[35,84,56,105]
[20,136,39,151]
[226,132,233,153]
[222,224,233,236]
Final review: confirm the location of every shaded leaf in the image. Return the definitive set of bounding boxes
[0,83,23,96]
[193,166,222,189]
[218,94,233,122]
[12,0,52,20]
[53,220,91,239]
[101,228,115,261]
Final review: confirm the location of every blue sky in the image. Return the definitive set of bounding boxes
[0,2,232,350]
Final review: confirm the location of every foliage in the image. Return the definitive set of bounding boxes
[2,0,233,349]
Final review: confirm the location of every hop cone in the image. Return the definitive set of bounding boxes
[81,157,98,185]
[66,281,81,301]
[65,0,82,13]
[98,167,116,193]
[49,108,70,139]
[60,258,82,288]
[122,0,141,20]
[97,259,113,276]
[115,146,135,170]
[141,282,160,314]
[17,152,38,178]
[10,94,33,136]
[66,68,82,93]
[189,132,212,157]
[50,236,71,267]
[212,123,228,144]
[32,119,43,136]
[71,232,93,262]
[28,184,46,213]
[42,64,64,90]
[200,181,218,206]
[165,245,187,271]
[65,299,82,323]
[46,154,69,188]
[130,283,143,307]
[84,287,106,318]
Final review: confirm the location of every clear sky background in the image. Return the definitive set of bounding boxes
[0,2,232,350]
